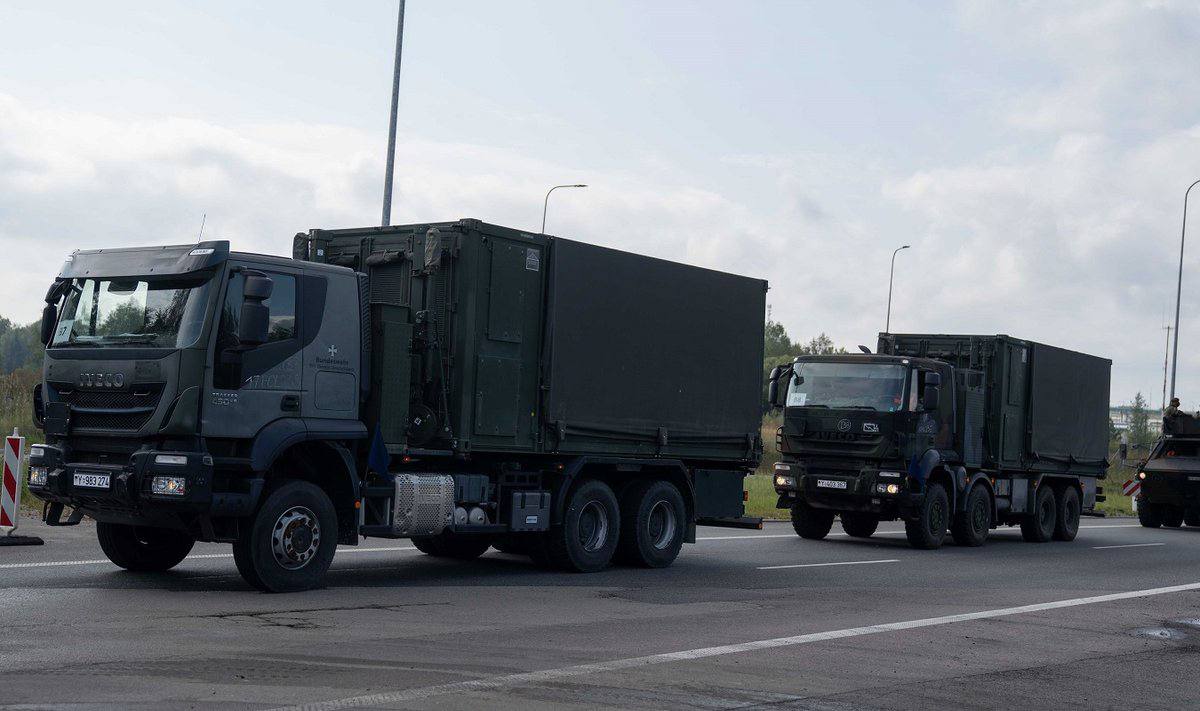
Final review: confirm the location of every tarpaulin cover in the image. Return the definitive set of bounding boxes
[545,238,765,456]
[1027,343,1111,464]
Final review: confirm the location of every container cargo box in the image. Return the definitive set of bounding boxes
[298,219,766,465]
[877,333,1110,477]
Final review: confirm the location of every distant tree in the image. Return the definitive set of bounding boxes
[762,316,847,406]
[795,333,846,356]
[1129,392,1153,448]
[764,318,793,358]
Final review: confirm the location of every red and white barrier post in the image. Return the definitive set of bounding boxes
[1,429,44,547]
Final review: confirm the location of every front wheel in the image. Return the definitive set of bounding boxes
[233,480,338,593]
[1185,509,1200,527]
[950,484,992,547]
[840,512,879,539]
[905,483,949,549]
[1162,506,1185,528]
[411,532,492,560]
[791,501,835,540]
[1020,485,1057,542]
[96,522,194,572]
[1138,500,1163,528]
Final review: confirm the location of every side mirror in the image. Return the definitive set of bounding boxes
[237,271,273,346]
[925,372,941,387]
[922,384,940,411]
[767,379,779,407]
[40,303,57,345]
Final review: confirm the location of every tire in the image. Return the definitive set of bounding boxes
[791,501,835,540]
[1162,506,1185,528]
[840,512,879,539]
[616,480,687,568]
[1138,500,1163,528]
[1052,486,1081,542]
[950,484,992,547]
[232,480,338,593]
[1020,485,1057,543]
[411,532,491,560]
[905,483,949,549]
[1185,509,1200,527]
[540,479,620,572]
[96,522,195,572]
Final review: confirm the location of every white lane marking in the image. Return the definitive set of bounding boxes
[269,580,1200,711]
[697,534,796,541]
[758,558,899,571]
[1093,543,1166,550]
[0,545,417,570]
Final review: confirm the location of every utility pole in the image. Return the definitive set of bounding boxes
[1169,179,1200,399]
[381,0,406,227]
[1163,323,1173,411]
[885,245,910,334]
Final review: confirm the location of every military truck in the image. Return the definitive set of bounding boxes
[27,219,765,591]
[766,333,1110,549]
[1135,416,1200,528]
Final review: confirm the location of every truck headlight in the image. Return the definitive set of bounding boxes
[29,466,48,486]
[151,476,187,496]
[154,454,188,466]
[1138,471,1146,480]
[875,483,901,495]
[775,474,796,488]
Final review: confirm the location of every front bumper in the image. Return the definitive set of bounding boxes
[28,444,215,523]
[772,462,922,517]
[1139,474,1200,508]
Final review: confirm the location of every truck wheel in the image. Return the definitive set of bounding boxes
[951,484,992,547]
[840,512,879,538]
[1185,509,1200,527]
[616,480,686,568]
[791,501,835,540]
[1052,486,1081,542]
[492,535,531,555]
[1137,500,1162,528]
[905,483,949,549]
[411,532,492,560]
[1020,485,1057,543]
[96,522,195,572]
[1162,506,1185,528]
[541,479,620,572]
[232,480,338,593]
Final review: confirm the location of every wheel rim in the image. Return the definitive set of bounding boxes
[972,499,988,535]
[271,505,321,570]
[930,498,946,533]
[1040,497,1054,531]
[647,500,678,550]
[1066,499,1079,530]
[577,501,610,553]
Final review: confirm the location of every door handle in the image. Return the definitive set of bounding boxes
[281,394,300,412]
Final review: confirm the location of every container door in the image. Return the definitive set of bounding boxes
[1001,342,1028,464]
[472,237,544,449]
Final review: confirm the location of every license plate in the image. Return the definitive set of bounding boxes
[816,479,848,490]
[73,472,111,489]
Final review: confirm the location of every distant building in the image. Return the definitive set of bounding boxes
[1109,405,1162,434]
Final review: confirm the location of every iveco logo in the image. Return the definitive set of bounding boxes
[78,372,124,389]
[837,418,852,432]
[862,422,879,433]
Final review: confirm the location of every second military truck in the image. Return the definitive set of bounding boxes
[1136,415,1200,529]
[767,333,1110,549]
[29,219,765,591]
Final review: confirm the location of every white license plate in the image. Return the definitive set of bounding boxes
[73,472,111,489]
[816,479,848,490]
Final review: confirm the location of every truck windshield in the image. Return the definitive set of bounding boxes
[786,362,907,411]
[50,276,213,348]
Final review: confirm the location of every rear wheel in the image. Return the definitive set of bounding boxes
[539,479,620,572]
[951,484,992,547]
[905,483,949,549]
[1052,486,1081,542]
[791,501,835,540]
[1162,505,1185,528]
[232,480,338,593]
[616,480,686,568]
[491,535,532,555]
[1137,500,1163,528]
[1185,509,1200,527]
[1020,485,1057,543]
[411,532,492,560]
[840,512,879,539]
[96,522,194,572]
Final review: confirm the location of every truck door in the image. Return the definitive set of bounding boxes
[203,265,304,438]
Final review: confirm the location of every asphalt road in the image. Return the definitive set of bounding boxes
[2,514,1199,710]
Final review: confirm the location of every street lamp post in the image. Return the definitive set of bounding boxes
[381,0,406,227]
[1169,179,1200,400]
[885,245,910,334]
[541,184,587,234]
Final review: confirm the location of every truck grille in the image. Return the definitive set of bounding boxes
[49,383,165,433]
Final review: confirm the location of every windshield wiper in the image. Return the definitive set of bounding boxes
[841,405,878,411]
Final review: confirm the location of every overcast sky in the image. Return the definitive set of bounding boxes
[2,1,1199,407]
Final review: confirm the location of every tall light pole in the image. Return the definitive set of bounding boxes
[381,0,406,227]
[885,245,910,334]
[542,184,587,234]
[1169,179,1200,400]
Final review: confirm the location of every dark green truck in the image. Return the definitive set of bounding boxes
[1136,416,1200,529]
[29,219,765,591]
[767,333,1111,549]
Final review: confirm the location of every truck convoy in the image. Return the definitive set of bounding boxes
[27,219,766,591]
[1136,416,1200,529]
[768,333,1111,549]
